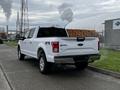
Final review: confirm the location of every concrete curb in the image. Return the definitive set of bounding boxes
[0,64,14,90]
[88,66,120,79]
[0,63,12,90]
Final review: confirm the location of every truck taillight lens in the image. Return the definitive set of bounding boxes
[98,41,100,50]
[51,42,59,53]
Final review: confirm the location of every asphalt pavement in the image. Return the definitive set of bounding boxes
[0,44,120,90]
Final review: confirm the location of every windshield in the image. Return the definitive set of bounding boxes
[37,27,68,37]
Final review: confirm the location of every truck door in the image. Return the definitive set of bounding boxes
[26,28,35,56]
[20,31,29,54]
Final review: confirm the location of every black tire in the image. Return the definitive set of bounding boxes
[0,39,3,44]
[18,47,25,61]
[75,62,88,70]
[38,52,50,74]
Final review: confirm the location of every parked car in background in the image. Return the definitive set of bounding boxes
[0,38,3,44]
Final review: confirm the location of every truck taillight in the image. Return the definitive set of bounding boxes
[51,42,59,53]
[98,41,100,50]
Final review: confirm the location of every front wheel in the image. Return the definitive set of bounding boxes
[18,48,25,61]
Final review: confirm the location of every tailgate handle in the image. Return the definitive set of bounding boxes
[77,37,85,41]
[78,43,83,46]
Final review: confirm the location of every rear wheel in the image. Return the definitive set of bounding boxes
[74,56,89,70]
[38,51,50,74]
[75,62,88,70]
[18,47,25,61]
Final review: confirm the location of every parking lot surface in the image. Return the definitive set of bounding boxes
[0,44,120,90]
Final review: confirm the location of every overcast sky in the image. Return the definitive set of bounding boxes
[0,0,120,31]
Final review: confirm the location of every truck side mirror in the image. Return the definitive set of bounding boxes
[20,37,26,40]
[16,34,26,40]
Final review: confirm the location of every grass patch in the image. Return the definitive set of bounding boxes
[4,40,18,47]
[90,48,120,73]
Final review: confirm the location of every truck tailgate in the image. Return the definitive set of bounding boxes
[58,37,99,56]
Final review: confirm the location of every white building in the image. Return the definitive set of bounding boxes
[105,18,120,49]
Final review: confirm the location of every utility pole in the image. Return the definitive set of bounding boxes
[6,25,8,39]
[16,11,20,35]
[20,0,29,37]
[20,0,24,36]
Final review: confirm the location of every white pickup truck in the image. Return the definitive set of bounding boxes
[17,27,100,74]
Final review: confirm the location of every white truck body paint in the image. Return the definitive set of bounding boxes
[18,26,100,63]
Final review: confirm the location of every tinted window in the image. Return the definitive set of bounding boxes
[28,28,35,38]
[37,27,67,37]
[25,31,29,38]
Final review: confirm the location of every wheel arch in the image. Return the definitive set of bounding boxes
[37,47,46,59]
[17,45,20,51]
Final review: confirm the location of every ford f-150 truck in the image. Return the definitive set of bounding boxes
[17,26,100,74]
